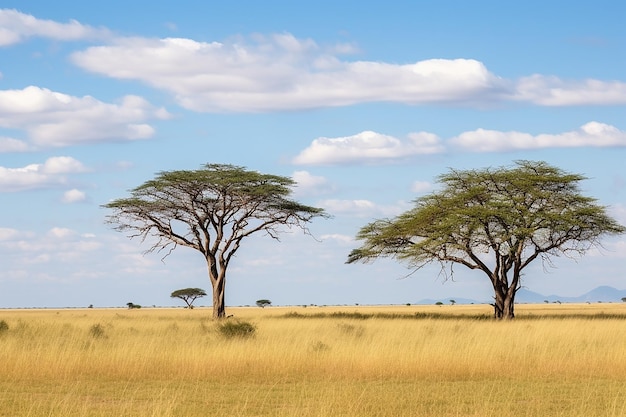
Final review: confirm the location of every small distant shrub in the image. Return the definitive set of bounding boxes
[337,322,365,338]
[89,324,107,339]
[217,320,256,339]
[0,320,8,334]
[126,302,141,309]
[310,341,330,352]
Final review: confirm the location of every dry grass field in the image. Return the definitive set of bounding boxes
[1,303,626,416]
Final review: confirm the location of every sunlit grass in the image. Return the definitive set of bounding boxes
[1,304,626,416]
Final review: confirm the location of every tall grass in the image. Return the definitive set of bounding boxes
[0,304,625,416]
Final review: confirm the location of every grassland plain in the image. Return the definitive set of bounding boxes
[1,303,626,417]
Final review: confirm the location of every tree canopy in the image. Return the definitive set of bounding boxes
[104,163,327,318]
[348,161,625,319]
[171,288,207,309]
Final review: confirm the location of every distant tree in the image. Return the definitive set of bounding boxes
[126,302,141,309]
[171,288,207,309]
[104,163,327,319]
[348,161,625,320]
[449,299,456,305]
[256,299,272,308]
[435,301,444,306]
[621,297,626,303]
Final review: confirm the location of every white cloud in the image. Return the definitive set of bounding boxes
[514,75,626,106]
[68,31,626,112]
[411,181,433,193]
[608,204,626,227]
[0,136,31,153]
[293,131,444,165]
[319,199,406,218]
[0,9,111,46]
[450,122,626,152]
[0,227,19,241]
[47,227,76,239]
[320,234,354,244]
[291,170,335,196]
[0,86,169,148]
[0,156,87,192]
[62,189,87,203]
[71,34,510,112]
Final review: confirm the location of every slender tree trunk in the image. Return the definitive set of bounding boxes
[212,278,226,319]
[207,258,226,319]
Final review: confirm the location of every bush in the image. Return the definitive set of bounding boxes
[217,319,256,339]
[89,323,107,339]
[0,320,8,334]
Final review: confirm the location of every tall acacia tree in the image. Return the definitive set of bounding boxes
[104,163,326,319]
[347,161,625,319]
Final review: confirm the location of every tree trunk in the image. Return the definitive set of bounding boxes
[493,284,516,320]
[212,277,226,319]
[207,257,227,319]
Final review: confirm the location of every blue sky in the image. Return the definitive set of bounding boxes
[1,1,625,308]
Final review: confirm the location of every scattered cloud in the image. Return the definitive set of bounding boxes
[608,204,626,227]
[291,170,335,196]
[293,122,626,165]
[514,75,626,106]
[0,136,31,153]
[0,156,88,192]
[62,188,87,203]
[411,181,433,193]
[0,86,169,148]
[293,131,444,165]
[0,9,111,46]
[320,233,354,244]
[319,199,406,218]
[68,32,626,112]
[450,122,626,152]
[0,227,20,241]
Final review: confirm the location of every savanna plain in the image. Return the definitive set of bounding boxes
[1,303,626,417]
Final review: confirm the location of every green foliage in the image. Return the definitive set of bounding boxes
[217,319,256,339]
[103,163,327,319]
[126,302,141,309]
[171,288,207,308]
[348,161,625,319]
[256,299,272,308]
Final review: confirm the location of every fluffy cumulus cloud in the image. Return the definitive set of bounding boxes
[0,136,31,153]
[0,9,111,46]
[291,122,626,165]
[291,170,335,196]
[0,87,169,148]
[515,75,626,106]
[450,122,626,152]
[62,188,87,203]
[70,34,508,112]
[68,32,626,112]
[293,131,444,165]
[0,156,87,192]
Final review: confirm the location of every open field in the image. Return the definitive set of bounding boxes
[1,303,626,416]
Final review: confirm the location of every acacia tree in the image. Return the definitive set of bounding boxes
[347,161,625,320]
[104,163,326,319]
[171,288,207,309]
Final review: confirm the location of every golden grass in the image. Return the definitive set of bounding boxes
[1,304,626,416]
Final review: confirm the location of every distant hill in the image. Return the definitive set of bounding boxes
[417,286,626,305]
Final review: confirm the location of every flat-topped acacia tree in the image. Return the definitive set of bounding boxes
[347,161,625,319]
[104,163,327,319]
